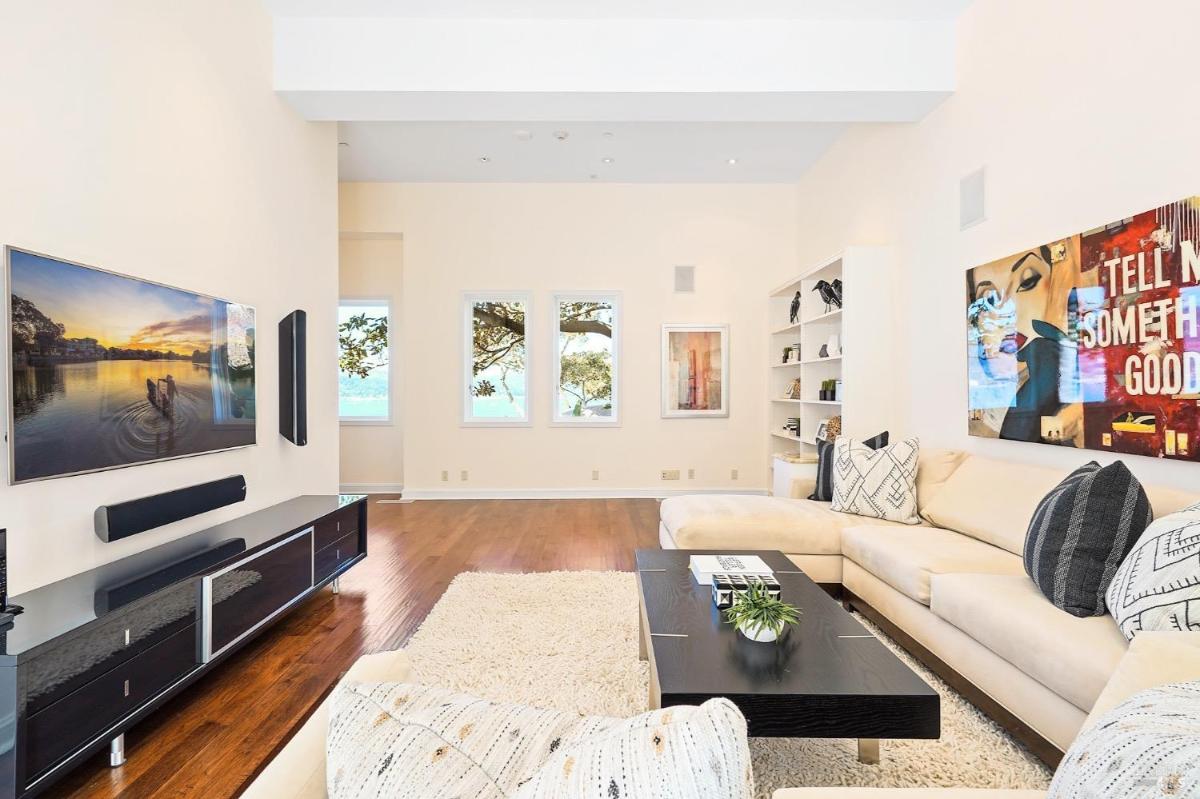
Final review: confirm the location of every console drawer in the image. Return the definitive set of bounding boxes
[314,506,358,551]
[314,531,361,584]
[201,528,313,662]
[25,623,197,780]
[25,581,196,716]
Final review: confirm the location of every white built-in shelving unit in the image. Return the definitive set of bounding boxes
[767,247,897,482]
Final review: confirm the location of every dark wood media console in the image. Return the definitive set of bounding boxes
[0,494,368,798]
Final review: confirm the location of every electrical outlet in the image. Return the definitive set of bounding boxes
[731,468,739,480]
[441,470,449,482]
[687,468,695,480]
[460,470,469,481]
[661,469,680,481]
[592,469,600,481]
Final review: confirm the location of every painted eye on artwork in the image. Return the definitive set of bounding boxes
[1016,266,1043,293]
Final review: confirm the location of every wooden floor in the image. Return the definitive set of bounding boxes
[52,498,661,799]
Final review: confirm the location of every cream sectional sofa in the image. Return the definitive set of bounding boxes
[658,449,1197,758]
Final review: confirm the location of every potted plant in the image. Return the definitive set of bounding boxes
[724,580,802,643]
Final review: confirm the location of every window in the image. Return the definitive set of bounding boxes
[338,299,391,423]
[553,293,619,425]
[464,293,531,425]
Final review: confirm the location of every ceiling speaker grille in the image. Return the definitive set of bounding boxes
[674,265,695,293]
[960,168,986,230]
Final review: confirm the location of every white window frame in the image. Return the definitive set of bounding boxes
[462,291,533,427]
[338,297,393,426]
[551,292,621,427]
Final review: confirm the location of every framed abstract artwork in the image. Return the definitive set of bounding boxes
[966,195,1200,460]
[661,324,729,418]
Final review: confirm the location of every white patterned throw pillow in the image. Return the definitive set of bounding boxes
[1048,681,1200,798]
[326,682,753,799]
[1106,503,1200,641]
[830,437,920,525]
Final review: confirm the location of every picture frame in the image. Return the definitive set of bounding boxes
[815,419,829,442]
[661,323,729,418]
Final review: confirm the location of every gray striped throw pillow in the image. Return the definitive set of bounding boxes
[1023,461,1151,618]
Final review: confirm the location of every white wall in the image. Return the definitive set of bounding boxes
[339,236,405,492]
[0,1,339,593]
[792,0,1200,491]
[339,182,797,495]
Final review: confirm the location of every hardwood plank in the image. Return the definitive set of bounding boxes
[49,497,661,799]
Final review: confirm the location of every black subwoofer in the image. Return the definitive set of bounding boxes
[94,475,247,543]
[279,309,307,445]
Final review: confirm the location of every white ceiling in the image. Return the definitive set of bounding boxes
[265,0,973,20]
[269,1,972,182]
[336,121,847,183]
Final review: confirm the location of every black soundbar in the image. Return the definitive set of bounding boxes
[279,309,307,445]
[93,538,247,614]
[94,475,247,543]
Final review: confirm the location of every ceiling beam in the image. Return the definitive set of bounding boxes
[274,17,956,123]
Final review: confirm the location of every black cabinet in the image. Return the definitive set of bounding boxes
[202,528,314,662]
[0,494,367,798]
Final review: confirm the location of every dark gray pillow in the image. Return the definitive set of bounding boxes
[1023,460,1151,617]
[808,431,888,502]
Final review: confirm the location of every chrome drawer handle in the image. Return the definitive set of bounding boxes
[123,679,130,698]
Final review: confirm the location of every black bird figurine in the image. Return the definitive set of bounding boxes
[830,278,843,306]
[812,280,842,313]
[789,291,801,324]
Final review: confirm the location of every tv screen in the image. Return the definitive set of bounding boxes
[7,248,256,484]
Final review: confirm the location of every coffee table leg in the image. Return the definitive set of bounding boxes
[857,739,880,764]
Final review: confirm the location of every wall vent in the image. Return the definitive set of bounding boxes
[674,265,695,293]
[960,167,986,230]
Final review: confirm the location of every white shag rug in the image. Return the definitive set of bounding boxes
[405,571,1052,797]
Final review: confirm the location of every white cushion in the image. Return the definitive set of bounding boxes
[326,682,614,798]
[659,494,915,556]
[831,437,920,525]
[774,791,1046,799]
[841,525,1024,606]
[930,574,1127,711]
[915,448,969,519]
[1084,631,1200,730]
[1106,503,1200,640]
[326,682,752,799]
[514,698,753,799]
[1049,682,1200,799]
[921,455,1066,555]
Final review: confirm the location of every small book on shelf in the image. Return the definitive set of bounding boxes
[688,554,773,585]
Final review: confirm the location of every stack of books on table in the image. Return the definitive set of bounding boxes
[689,554,773,585]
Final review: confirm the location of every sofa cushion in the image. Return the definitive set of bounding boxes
[1049,682,1200,799]
[773,791,1047,799]
[513,698,753,799]
[921,456,1068,555]
[1023,460,1150,618]
[1083,631,1200,730]
[810,431,888,502]
[915,448,969,520]
[1106,503,1200,640]
[930,573,1127,711]
[659,495,916,556]
[326,682,615,798]
[831,437,921,525]
[841,525,1024,606]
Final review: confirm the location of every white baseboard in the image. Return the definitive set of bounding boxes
[339,482,404,494]
[400,487,768,500]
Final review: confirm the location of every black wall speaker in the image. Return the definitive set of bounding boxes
[94,475,247,543]
[279,309,307,445]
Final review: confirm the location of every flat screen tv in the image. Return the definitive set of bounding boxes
[7,247,256,484]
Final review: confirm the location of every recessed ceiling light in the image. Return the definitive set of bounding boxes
[553,130,570,141]
[589,174,599,180]
[513,129,534,141]
[478,156,491,163]
[602,131,615,139]
[601,157,615,164]
[727,158,738,165]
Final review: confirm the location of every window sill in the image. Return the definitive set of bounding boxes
[460,420,533,428]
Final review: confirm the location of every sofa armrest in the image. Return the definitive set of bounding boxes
[1083,631,1200,729]
[787,476,816,499]
[343,649,412,685]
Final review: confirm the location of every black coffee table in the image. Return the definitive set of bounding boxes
[636,549,939,763]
